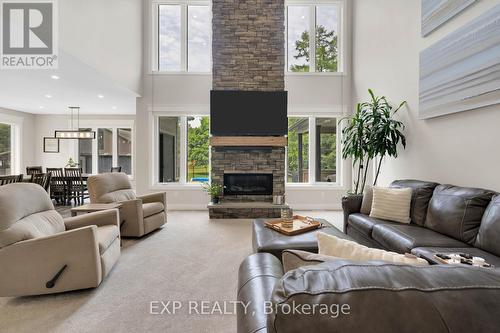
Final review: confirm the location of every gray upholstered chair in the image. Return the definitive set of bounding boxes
[87,173,166,237]
[0,183,120,297]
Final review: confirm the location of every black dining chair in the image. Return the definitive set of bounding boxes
[47,168,66,204]
[26,166,43,175]
[30,172,52,193]
[65,168,88,205]
[111,166,122,173]
[0,175,23,186]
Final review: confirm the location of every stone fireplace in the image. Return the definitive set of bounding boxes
[209,0,286,218]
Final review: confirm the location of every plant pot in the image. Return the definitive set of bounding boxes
[212,196,220,204]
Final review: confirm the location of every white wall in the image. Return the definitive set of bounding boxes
[352,0,500,192]
[0,108,36,174]
[60,0,143,95]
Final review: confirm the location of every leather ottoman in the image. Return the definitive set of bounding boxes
[252,218,354,260]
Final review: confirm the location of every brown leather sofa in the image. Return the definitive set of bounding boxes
[0,183,120,297]
[342,180,500,266]
[87,173,167,237]
[237,179,500,332]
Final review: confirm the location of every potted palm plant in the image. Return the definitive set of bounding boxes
[202,182,224,204]
[341,89,406,195]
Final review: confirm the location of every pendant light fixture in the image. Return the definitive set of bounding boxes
[54,106,96,139]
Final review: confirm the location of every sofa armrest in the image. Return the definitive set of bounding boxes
[237,253,284,333]
[0,226,101,297]
[64,209,120,230]
[268,260,500,333]
[341,194,363,232]
[138,192,167,207]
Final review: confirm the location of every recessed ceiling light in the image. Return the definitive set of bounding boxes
[112,106,117,110]
[45,94,52,98]
[193,14,197,18]
[98,94,104,99]
[51,75,59,80]
[39,106,44,109]
[301,15,305,19]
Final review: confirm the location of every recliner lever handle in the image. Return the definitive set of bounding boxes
[46,264,68,289]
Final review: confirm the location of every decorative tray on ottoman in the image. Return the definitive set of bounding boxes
[265,215,322,236]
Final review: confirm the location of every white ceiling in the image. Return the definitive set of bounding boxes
[0,50,139,115]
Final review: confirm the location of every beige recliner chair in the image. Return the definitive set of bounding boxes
[87,173,166,237]
[0,183,120,297]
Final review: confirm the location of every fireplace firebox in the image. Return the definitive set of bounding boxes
[223,173,273,196]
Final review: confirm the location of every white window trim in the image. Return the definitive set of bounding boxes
[0,114,22,175]
[152,0,212,73]
[285,114,343,187]
[152,113,210,188]
[71,119,135,179]
[285,0,344,74]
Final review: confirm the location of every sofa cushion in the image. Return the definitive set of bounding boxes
[96,225,120,254]
[282,249,339,273]
[360,185,373,214]
[411,247,500,268]
[372,223,467,254]
[142,202,165,217]
[0,183,56,231]
[347,213,395,237]
[476,195,500,256]
[318,232,429,265]
[390,180,439,226]
[425,185,495,245]
[370,187,412,223]
[0,210,65,248]
[88,173,136,203]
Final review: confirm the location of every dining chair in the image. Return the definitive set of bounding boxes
[26,166,43,175]
[47,168,66,204]
[65,168,89,205]
[30,172,52,193]
[111,166,122,173]
[0,175,23,186]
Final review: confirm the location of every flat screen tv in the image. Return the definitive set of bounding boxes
[210,90,288,136]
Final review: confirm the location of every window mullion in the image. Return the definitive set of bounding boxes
[179,117,187,183]
[112,128,118,169]
[308,116,316,183]
[181,4,188,71]
[309,5,316,72]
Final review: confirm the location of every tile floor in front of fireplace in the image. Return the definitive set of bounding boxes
[0,210,342,333]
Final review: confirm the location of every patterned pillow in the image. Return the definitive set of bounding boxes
[370,186,412,223]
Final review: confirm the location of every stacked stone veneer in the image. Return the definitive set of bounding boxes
[212,0,285,91]
[210,0,286,218]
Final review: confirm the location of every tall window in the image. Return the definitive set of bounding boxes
[156,2,211,72]
[158,117,181,183]
[78,126,133,175]
[287,117,309,183]
[118,129,132,175]
[187,116,209,183]
[0,123,11,176]
[286,116,338,184]
[316,117,337,182]
[79,128,93,174]
[286,3,340,73]
[157,115,210,184]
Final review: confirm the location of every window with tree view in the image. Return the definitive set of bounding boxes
[287,3,340,73]
[316,117,337,182]
[0,123,11,176]
[187,116,209,183]
[287,118,309,183]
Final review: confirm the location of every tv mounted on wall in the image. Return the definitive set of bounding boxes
[210,90,288,136]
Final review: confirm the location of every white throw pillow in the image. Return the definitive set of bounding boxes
[317,232,429,266]
[370,186,412,223]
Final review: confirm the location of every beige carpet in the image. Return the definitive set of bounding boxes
[0,210,342,333]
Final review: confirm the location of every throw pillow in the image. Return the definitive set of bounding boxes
[360,185,373,215]
[282,249,339,273]
[370,186,412,223]
[317,232,429,266]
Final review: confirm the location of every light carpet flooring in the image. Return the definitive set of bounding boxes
[0,210,342,333]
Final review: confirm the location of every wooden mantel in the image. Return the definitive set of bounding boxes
[210,136,287,147]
